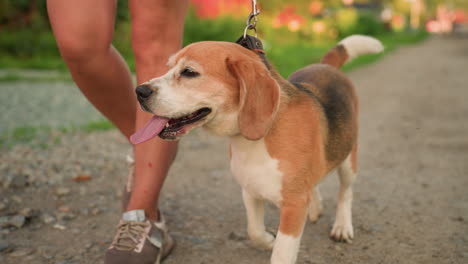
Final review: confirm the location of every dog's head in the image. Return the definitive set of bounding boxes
[131,41,280,144]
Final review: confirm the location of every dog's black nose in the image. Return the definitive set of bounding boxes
[136,85,153,100]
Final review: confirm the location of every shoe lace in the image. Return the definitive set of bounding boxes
[112,221,150,251]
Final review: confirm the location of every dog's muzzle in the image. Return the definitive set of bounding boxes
[135,84,154,112]
[136,84,153,102]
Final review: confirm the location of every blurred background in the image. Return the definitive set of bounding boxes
[1,1,468,263]
[0,0,467,77]
[1,0,467,147]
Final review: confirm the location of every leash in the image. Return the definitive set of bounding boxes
[235,0,270,70]
[243,0,260,38]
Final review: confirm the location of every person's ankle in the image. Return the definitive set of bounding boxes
[126,207,159,221]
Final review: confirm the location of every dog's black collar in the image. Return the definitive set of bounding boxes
[235,35,270,70]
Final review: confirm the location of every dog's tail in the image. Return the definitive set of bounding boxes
[321,35,384,69]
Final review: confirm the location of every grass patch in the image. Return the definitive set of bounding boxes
[266,41,332,78]
[11,125,49,143]
[0,73,72,82]
[0,55,67,70]
[1,120,115,149]
[1,125,51,149]
[81,120,115,132]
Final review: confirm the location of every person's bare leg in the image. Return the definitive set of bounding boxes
[127,0,189,220]
[47,0,135,137]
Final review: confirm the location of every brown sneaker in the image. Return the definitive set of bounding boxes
[105,210,174,264]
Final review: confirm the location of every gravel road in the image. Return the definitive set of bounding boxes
[1,35,467,264]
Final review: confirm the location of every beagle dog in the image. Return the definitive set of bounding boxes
[131,35,383,264]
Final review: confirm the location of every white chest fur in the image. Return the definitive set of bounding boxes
[230,136,283,205]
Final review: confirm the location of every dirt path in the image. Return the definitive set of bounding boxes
[1,35,467,264]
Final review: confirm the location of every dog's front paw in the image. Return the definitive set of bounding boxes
[250,231,275,250]
[330,221,354,243]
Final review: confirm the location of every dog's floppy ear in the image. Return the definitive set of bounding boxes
[226,57,280,140]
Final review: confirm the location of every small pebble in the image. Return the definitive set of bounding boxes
[19,208,38,218]
[56,187,71,197]
[56,212,76,221]
[72,174,92,182]
[53,223,67,230]
[91,208,101,216]
[9,248,35,257]
[41,213,56,224]
[84,242,93,249]
[58,206,71,213]
[0,202,7,211]
[0,215,26,229]
[3,174,28,188]
[228,231,246,241]
[11,195,22,204]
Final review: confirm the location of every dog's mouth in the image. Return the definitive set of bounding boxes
[130,108,212,144]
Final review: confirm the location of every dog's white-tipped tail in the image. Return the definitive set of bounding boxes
[339,35,384,61]
[321,35,384,69]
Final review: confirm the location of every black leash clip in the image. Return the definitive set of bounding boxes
[235,34,264,53]
[235,34,270,70]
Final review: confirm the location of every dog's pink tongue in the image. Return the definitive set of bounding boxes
[130,116,169,145]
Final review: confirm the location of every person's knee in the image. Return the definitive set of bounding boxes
[56,34,111,64]
[132,25,172,56]
[131,17,184,65]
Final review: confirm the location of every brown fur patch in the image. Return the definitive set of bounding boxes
[288,65,358,168]
[265,96,328,236]
[226,57,280,140]
[320,44,349,69]
[263,56,359,236]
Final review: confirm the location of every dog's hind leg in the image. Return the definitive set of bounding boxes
[330,150,357,243]
[308,186,323,223]
[242,190,275,250]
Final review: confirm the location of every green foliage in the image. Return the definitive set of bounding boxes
[353,11,386,36]
[0,28,58,57]
[335,9,386,38]
[0,0,132,70]
[265,41,331,78]
[391,0,411,14]
[0,1,428,78]
[183,10,245,45]
[335,8,360,37]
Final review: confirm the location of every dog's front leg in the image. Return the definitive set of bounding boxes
[242,190,275,250]
[271,202,308,264]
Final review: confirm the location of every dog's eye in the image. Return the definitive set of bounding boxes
[180,67,200,78]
